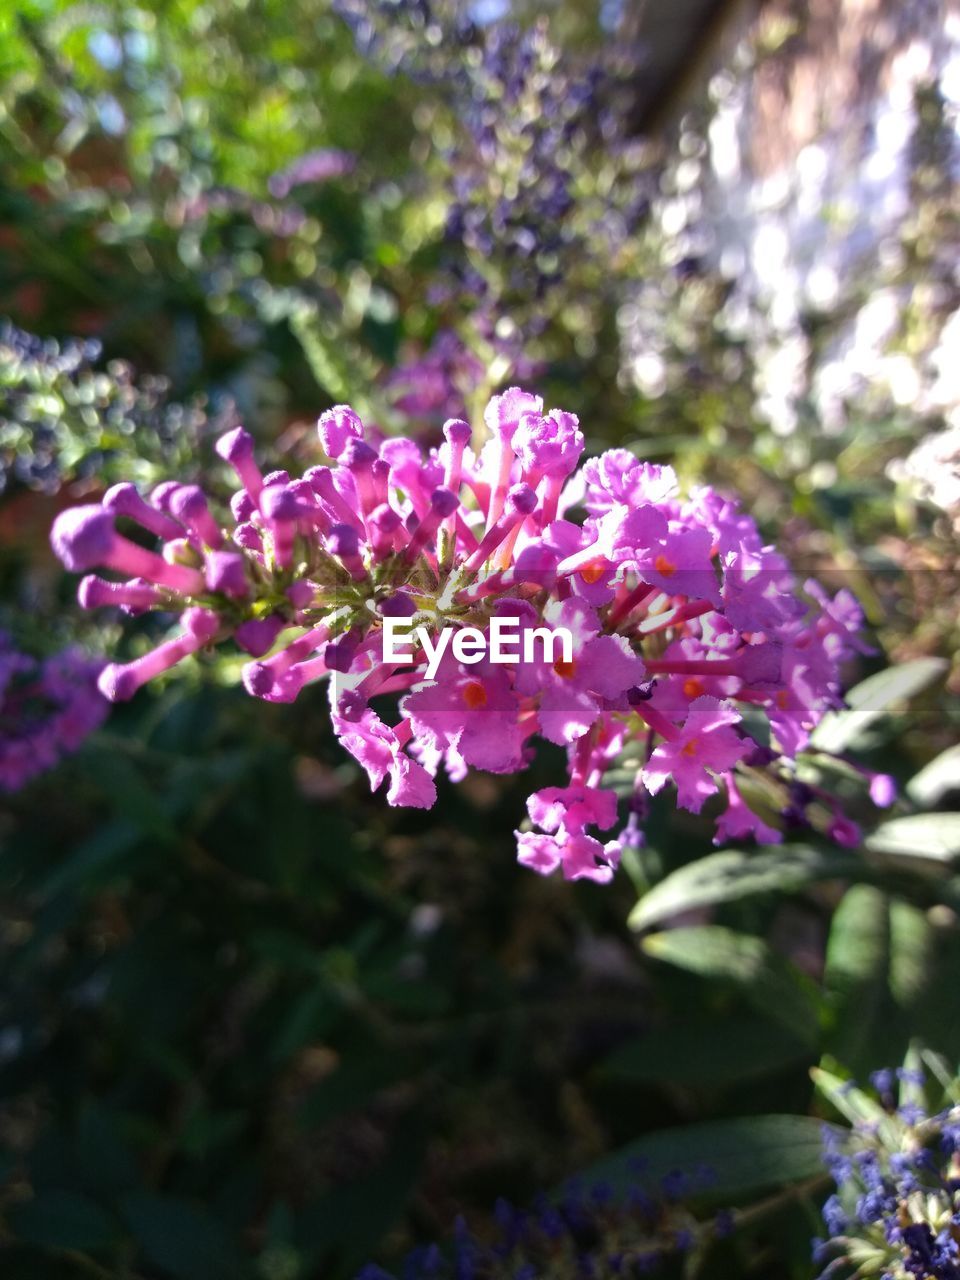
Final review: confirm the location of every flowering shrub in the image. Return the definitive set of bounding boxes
[334,1,646,392]
[0,320,226,496]
[0,635,107,792]
[814,1057,960,1280]
[356,1166,730,1279]
[2,4,959,1280]
[51,388,883,881]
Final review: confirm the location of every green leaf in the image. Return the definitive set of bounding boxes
[865,813,960,868]
[574,1115,833,1203]
[822,886,934,1074]
[600,1013,812,1086]
[38,820,141,896]
[811,1066,891,1132]
[9,1190,119,1251]
[919,1048,960,1102]
[80,749,179,844]
[888,899,933,1005]
[628,845,858,932]
[907,744,960,807]
[823,886,890,1070]
[122,1193,251,1280]
[641,927,821,1045]
[899,1044,928,1115]
[810,658,948,753]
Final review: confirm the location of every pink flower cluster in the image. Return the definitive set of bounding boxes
[0,635,108,792]
[51,389,881,880]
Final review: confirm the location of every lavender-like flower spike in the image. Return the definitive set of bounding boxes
[0,636,108,793]
[813,1058,960,1280]
[352,1152,723,1278]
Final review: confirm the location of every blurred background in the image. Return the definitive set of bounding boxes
[1,1,959,1277]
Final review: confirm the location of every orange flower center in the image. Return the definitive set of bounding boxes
[681,737,699,757]
[654,553,676,578]
[553,659,577,679]
[682,677,705,699]
[462,680,488,709]
[580,562,607,585]
[776,690,790,710]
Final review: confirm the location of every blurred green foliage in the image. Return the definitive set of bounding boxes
[0,0,423,427]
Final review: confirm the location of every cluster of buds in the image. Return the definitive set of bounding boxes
[814,1062,960,1280]
[51,388,882,882]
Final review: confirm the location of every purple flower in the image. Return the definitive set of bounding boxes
[815,1059,960,1280]
[331,702,436,810]
[0,637,108,792]
[402,654,526,774]
[582,451,678,516]
[268,148,355,198]
[483,387,544,444]
[53,388,872,876]
[318,405,365,460]
[513,408,584,479]
[513,598,645,745]
[642,697,749,814]
[713,777,782,846]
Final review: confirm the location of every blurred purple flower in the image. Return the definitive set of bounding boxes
[268,149,356,198]
[0,637,108,792]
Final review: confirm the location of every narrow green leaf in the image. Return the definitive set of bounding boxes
[629,845,858,932]
[907,744,960,807]
[899,1043,928,1115]
[642,926,821,1045]
[889,898,934,1005]
[600,1013,811,1086]
[574,1115,833,1203]
[811,1066,890,1133]
[38,820,141,896]
[823,885,892,1068]
[80,749,178,844]
[866,813,960,866]
[920,1048,960,1102]
[822,889,933,1075]
[811,658,948,753]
